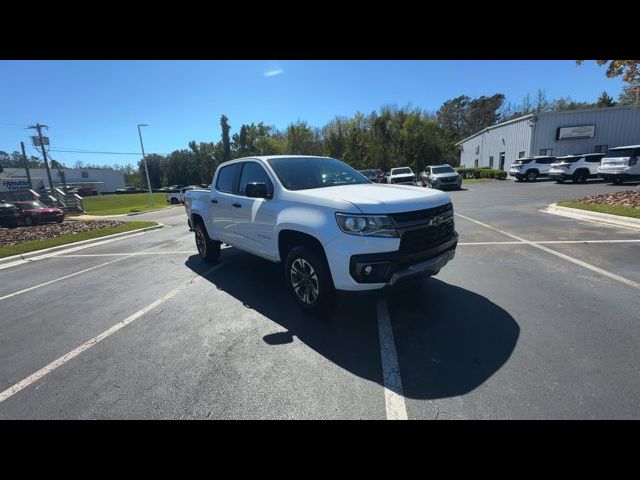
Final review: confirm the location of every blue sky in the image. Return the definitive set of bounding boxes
[0,60,626,167]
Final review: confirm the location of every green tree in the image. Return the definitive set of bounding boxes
[220,115,231,163]
[596,91,616,108]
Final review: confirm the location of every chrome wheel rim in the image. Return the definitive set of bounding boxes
[290,258,319,305]
[196,229,207,257]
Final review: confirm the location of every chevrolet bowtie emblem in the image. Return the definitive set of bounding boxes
[427,215,445,227]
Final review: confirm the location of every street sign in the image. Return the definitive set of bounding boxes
[31,136,50,147]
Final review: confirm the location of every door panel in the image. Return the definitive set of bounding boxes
[229,162,278,259]
[211,163,242,243]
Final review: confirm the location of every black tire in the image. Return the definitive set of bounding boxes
[573,170,588,183]
[195,222,220,263]
[170,197,179,204]
[526,170,538,182]
[613,178,624,185]
[284,245,335,313]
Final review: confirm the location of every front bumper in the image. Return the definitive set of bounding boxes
[349,234,457,286]
[549,171,570,180]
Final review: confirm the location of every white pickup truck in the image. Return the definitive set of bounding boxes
[184,156,457,312]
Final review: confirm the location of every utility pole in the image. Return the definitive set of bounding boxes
[137,124,154,205]
[28,123,54,193]
[20,141,33,190]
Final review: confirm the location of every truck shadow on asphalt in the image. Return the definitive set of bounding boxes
[185,249,520,401]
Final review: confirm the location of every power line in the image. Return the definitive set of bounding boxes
[48,148,168,155]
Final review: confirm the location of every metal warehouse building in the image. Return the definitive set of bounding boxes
[456,106,640,171]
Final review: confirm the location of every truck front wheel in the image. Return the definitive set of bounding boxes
[195,222,220,263]
[285,245,335,314]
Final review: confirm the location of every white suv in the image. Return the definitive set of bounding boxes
[509,156,556,182]
[598,145,640,184]
[548,153,605,183]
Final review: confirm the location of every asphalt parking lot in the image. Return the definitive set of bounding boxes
[1,178,639,419]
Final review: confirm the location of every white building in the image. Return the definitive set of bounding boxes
[456,106,640,170]
[0,167,125,194]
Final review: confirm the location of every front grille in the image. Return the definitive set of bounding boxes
[440,177,457,183]
[389,203,452,225]
[399,220,455,253]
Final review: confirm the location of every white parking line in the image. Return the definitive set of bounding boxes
[55,252,198,257]
[456,213,640,290]
[458,239,640,246]
[376,299,408,420]
[0,261,228,404]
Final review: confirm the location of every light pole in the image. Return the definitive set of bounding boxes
[137,123,154,205]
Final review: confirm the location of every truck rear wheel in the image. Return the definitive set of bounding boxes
[285,245,335,314]
[195,222,220,263]
[170,197,179,204]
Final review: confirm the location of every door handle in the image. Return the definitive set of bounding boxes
[232,203,242,208]
[211,199,218,204]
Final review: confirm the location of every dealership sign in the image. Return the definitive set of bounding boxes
[0,177,45,192]
[556,125,596,140]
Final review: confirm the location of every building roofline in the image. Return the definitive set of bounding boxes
[455,105,640,147]
[455,114,534,146]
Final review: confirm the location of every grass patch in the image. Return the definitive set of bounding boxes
[462,178,496,183]
[0,221,158,259]
[83,193,171,215]
[557,201,640,219]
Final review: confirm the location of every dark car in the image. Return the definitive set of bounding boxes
[0,202,20,228]
[359,169,384,183]
[115,186,145,194]
[14,200,64,226]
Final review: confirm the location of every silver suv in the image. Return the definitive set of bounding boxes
[420,165,462,190]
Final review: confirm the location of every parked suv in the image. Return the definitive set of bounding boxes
[598,145,640,184]
[420,165,462,190]
[509,156,556,182]
[548,153,605,183]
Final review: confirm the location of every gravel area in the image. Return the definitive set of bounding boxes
[0,220,126,247]
[576,190,640,209]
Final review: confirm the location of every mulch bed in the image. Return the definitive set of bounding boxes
[0,220,126,247]
[576,190,640,209]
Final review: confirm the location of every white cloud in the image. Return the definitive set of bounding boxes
[264,68,283,77]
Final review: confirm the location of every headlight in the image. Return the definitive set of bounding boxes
[335,214,398,238]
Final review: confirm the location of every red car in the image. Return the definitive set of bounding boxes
[14,200,64,226]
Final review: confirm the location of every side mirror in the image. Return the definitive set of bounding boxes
[245,182,271,199]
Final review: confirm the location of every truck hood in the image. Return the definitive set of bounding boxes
[291,183,451,214]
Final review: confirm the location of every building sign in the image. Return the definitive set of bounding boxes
[556,125,596,140]
[0,177,45,192]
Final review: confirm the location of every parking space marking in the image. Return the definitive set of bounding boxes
[0,261,229,404]
[0,256,130,303]
[376,299,408,420]
[456,212,640,290]
[458,239,640,246]
[0,231,149,271]
[55,252,198,257]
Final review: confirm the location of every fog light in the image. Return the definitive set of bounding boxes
[363,265,373,275]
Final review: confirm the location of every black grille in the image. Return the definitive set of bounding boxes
[399,220,455,253]
[389,203,452,225]
[440,177,457,183]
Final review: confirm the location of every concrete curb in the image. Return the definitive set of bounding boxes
[0,223,164,267]
[543,203,640,232]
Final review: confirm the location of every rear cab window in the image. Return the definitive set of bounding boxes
[604,148,639,159]
[216,163,242,193]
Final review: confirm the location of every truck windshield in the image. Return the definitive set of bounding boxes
[267,157,370,191]
[391,168,412,175]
